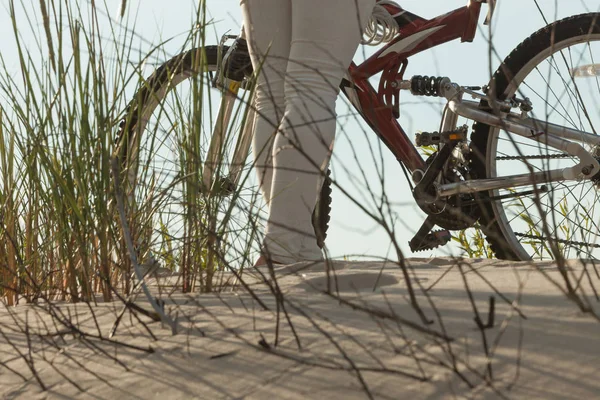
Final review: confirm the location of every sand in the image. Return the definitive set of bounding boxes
[1,257,599,399]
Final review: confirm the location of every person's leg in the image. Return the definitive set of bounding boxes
[240,0,291,206]
[264,0,376,263]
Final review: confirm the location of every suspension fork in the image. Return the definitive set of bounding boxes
[202,29,255,194]
[202,86,239,192]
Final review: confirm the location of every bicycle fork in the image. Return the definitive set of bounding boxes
[202,86,255,194]
[202,32,255,195]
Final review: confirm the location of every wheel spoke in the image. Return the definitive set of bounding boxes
[472,17,600,260]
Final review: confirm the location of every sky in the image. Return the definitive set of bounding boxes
[0,0,598,261]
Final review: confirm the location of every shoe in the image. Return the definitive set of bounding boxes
[253,253,285,268]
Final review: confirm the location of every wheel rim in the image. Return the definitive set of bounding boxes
[487,33,600,260]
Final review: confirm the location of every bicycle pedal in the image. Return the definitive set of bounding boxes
[409,229,452,252]
[415,125,467,147]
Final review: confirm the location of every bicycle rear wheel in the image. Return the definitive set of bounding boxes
[114,46,332,289]
[471,13,600,260]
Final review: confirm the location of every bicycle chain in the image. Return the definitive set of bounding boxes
[496,153,572,160]
[506,152,600,249]
[514,232,600,249]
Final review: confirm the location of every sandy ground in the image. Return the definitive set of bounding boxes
[1,257,599,399]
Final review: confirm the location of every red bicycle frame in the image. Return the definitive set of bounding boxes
[342,0,485,173]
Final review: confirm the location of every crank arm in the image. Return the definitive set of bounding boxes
[413,141,456,202]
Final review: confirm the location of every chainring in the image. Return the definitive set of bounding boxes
[421,150,480,230]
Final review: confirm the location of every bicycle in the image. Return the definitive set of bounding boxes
[113,0,600,276]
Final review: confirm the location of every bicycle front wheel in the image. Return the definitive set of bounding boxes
[113,46,265,291]
[471,13,600,260]
[114,46,332,290]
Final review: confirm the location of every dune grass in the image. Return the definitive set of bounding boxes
[0,0,249,304]
[2,0,593,310]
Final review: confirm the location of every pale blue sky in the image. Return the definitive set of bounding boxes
[1,0,598,260]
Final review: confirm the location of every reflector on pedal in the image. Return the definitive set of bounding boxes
[415,125,468,147]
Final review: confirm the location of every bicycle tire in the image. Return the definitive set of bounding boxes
[115,45,332,272]
[470,13,600,260]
